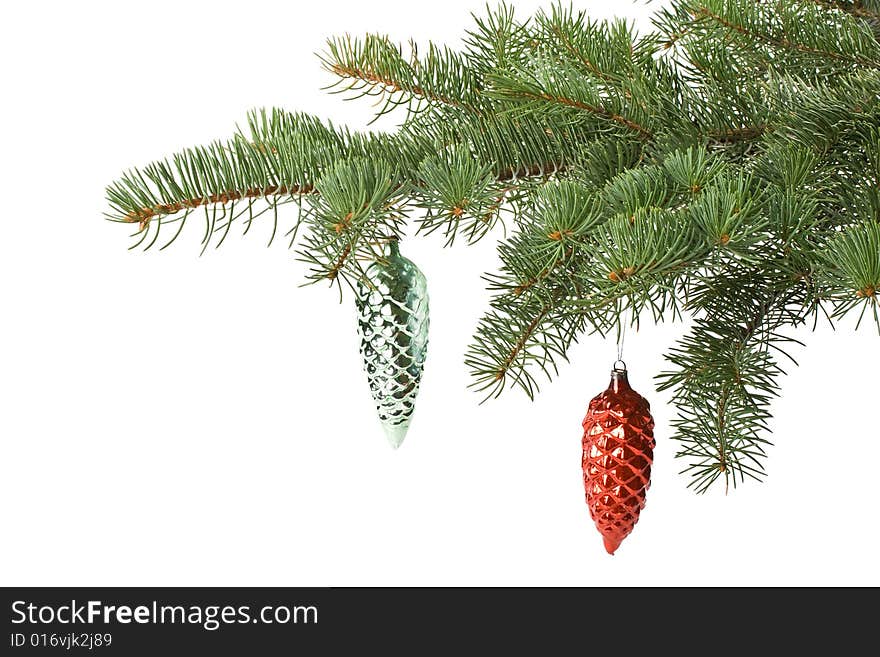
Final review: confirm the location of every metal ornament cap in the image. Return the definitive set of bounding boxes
[581,365,655,554]
[355,241,429,449]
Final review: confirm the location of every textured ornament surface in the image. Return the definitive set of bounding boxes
[581,368,655,554]
[355,242,429,449]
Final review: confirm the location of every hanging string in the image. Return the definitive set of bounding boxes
[615,303,630,372]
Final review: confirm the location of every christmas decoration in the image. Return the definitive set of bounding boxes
[355,240,429,448]
[582,363,655,554]
[107,1,880,491]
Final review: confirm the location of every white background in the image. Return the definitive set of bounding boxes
[1,0,877,586]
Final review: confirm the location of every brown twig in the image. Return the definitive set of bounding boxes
[706,124,768,144]
[514,246,573,296]
[124,184,314,227]
[549,24,616,83]
[330,64,465,109]
[494,305,552,381]
[662,27,693,49]
[526,91,653,138]
[715,386,730,495]
[326,243,353,280]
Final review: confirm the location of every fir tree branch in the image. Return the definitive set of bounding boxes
[105,0,880,493]
[513,245,573,297]
[325,243,352,281]
[320,33,483,118]
[705,124,769,143]
[326,62,466,110]
[498,88,654,138]
[105,110,415,225]
[692,3,880,70]
[808,0,880,22]
[115,183,315,228]
[494,302,553,383]
[820,220,880,330]
[658,282,802,493]
[547,23,615,82]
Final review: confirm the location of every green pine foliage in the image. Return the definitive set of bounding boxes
[106,0,880,493]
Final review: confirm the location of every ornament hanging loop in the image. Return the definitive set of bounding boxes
[613,359,627,373]
[616,302,630,366]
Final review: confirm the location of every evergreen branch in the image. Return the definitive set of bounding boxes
[414,144,507,245]
[112,183,314,229]
[106,109,431,253]
[512,244,573,297]
[106,1,880,494]
[298,157,407,286]
[414,111,579,184]
[468,180,611,398]
[321,33,483,118]
[326,243,353,282]
[547,23,614,83]
[692,2,880,70]
[808,0,880,22]
[658,284,800,493]
[462,2,533,75]
[326,62,466,110]
[486,180,602,297]
[466,291,592,400]
[494,302,553,384]
[498,87,654,138]
[820,220,880,330]
[536,6,626,83]
[705,124,768,143]
[106,111,334,223]
[695,6,844,62]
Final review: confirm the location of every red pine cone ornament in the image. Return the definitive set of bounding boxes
[582,364,655,555]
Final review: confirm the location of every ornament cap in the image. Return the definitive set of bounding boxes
[609,361,631,394]
[386,237,401,258]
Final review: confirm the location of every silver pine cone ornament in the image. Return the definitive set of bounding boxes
[355,240,429,449]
